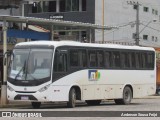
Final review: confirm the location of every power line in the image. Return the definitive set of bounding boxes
[140,39,160,47]
[141,23,160,32]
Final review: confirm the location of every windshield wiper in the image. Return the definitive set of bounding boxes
[15,61,26,80]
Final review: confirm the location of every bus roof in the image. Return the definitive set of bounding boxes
[15,41,155,51]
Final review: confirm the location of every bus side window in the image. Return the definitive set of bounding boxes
[54,51,67,72]
[97,51,104,68]
[141,53,147,69]
[131,52,136,68]
[135,52,142,69]
[89,50,97,67]
[80,50,87,67]
[104,51,111,68]
[70,50,79,67]
[112,51,120,68]
[147,53,154,69]
[128,54,132,69]
[59,53,67,72]
[121,52,130,68]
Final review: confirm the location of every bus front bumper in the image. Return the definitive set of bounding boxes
[7,90,50,102]
[7,85,69,102]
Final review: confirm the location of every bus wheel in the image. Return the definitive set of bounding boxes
[114,86,132,105]
[67,88,76,108]
[32,102,41,109]
[86,100,101,106]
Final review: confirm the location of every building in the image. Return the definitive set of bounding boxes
[94,0,160,47]
[0,0,21,17]
[0,0,22,83]
[1,0,160,47]
[0,0,160,87]
[22,0,160,47]
[23,0,94,42]
[0,0,21,48]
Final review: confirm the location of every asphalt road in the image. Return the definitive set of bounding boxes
[0,97,160,120]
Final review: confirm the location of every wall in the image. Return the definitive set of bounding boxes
[24,0,95,24]
[95,0,160,47]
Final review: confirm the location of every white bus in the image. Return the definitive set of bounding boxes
[7,41,156,108]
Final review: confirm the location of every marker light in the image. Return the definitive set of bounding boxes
[38,84,50,92]
[7,85,14,91]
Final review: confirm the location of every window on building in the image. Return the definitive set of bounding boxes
[144,7,149,12]
[82,31,87,42]
[143,35,148,40]
[155,10,158,15]
[72,0,79,11]
[132,33,136,39]
[152,9,155,14]
[60,0,79,12]
[66,0,79,11]
[155,37,158,42]
[152,36,154,41]
[43,1,49,12]
[82,0,86,11]
[32,2,38,13]
[59,31,66,35]
[49,1,56,12]
[60,0,66,12]
[32,2,42,13]
[66,0,71,11]
[152,9,158,15]
[43,1,56,12]
[133,5,137,10]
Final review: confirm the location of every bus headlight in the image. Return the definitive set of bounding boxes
[38,84,50,92]
[7,85,14,91]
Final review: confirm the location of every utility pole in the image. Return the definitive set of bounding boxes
[1,20,8,106]
[102,0,104,44]
[135,2,140,45]
[127,1,140,45]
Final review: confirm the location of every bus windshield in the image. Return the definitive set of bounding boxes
[9,49,53,81]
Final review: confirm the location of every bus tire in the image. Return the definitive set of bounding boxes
[32,102,41,109]
[114,86,132,105]
[86,100,101,106]
[67,88,76,108]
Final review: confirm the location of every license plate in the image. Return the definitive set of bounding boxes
[21,96,29,100]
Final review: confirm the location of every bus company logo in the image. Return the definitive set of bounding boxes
[88,70,101,81]
[1,112,42,117]
[2,112,11,117]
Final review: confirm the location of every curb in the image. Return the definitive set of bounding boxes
[0,101,31,108]
[0,104,31,108]
[141,95,160,99]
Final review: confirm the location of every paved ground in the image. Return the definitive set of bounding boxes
[0,96,160,119]
[1,95,160,109]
